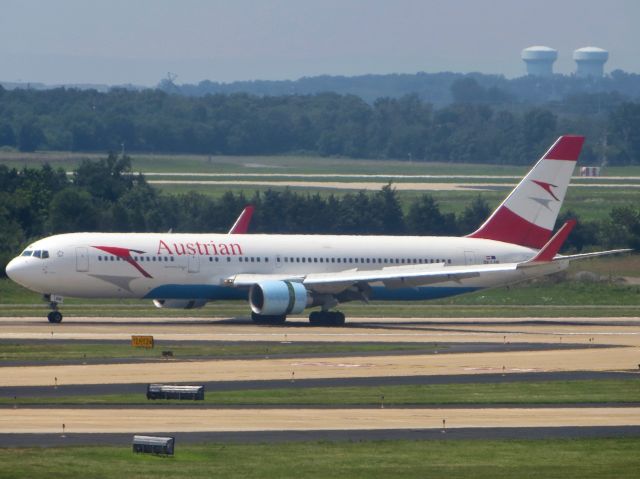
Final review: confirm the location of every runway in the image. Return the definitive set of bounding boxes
[4,407,640,434]
[1,316,639,445]
[147,180,640,191]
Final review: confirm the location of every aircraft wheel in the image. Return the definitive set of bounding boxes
[308,311,345,326]
[331,311,346,326]
[47,311,63,323]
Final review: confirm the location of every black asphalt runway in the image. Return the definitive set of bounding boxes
[2,371,638,400]
[2,426,640,448]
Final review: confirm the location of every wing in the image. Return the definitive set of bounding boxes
[227,261,520,293]
[224,220,632,295]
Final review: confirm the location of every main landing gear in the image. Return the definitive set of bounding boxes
[251,312,287,325]
[44,294,63,323]
[309,311,346,327]
[250,310,346,326]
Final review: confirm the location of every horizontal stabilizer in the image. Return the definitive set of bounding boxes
[556,249,633,261]
[529,219,576,263]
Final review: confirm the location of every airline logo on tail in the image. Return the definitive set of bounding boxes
[531,180,559,202]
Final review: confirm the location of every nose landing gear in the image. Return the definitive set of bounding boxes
[44,294,64,323]
[47,311,63,323]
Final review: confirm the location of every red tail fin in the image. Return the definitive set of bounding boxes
[228,206,254,234]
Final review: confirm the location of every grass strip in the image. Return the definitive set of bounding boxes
[4,380,639,406]
[1,438,639,479]
[0,342,435,363]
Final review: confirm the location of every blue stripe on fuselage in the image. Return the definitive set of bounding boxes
[144,284,248,301]
[144,284,479,301]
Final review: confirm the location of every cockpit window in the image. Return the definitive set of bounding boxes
[21,250,33,257]
[33,250,41,258]
[42,250,49,259]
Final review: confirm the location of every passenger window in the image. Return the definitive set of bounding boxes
[209,257,213,262]
[98,256,102,261]
[227,257,231,262]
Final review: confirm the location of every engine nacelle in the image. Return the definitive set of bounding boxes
[153,299,207,309]
[249,281,310,316]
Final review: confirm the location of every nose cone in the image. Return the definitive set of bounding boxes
[5,257,30,287]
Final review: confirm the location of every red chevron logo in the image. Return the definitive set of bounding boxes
[531,180,559,201]
[92,246,153,278]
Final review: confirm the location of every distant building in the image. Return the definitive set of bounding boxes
[521,46,558,77]
[573,47,608,77]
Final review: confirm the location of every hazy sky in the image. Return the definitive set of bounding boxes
[1,0,638,86]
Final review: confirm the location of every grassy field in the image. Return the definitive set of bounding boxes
[3,380,639,407]
[0,150,537,175]
[3,149,640,176]
[1,438,639,479]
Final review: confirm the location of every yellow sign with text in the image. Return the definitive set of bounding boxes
[131,335,154,349]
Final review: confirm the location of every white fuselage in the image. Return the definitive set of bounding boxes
[6,232,557,303]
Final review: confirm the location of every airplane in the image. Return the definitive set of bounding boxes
[4,135,630,325]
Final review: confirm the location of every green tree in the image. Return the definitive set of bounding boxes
[47,188,98,233]
[17,121,45,152]
[406,195,457,235]
[457,196,491,233]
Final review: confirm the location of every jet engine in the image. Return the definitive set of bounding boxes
[153,299,207,309]
[249,280,310,316]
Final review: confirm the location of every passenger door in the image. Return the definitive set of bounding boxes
[464,251,476,266]
[188,254,200,273]
[76,247,89,272]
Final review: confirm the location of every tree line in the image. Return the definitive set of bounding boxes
[1,85,640,165]
[2,156,639,276]
[159,70,640,107]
